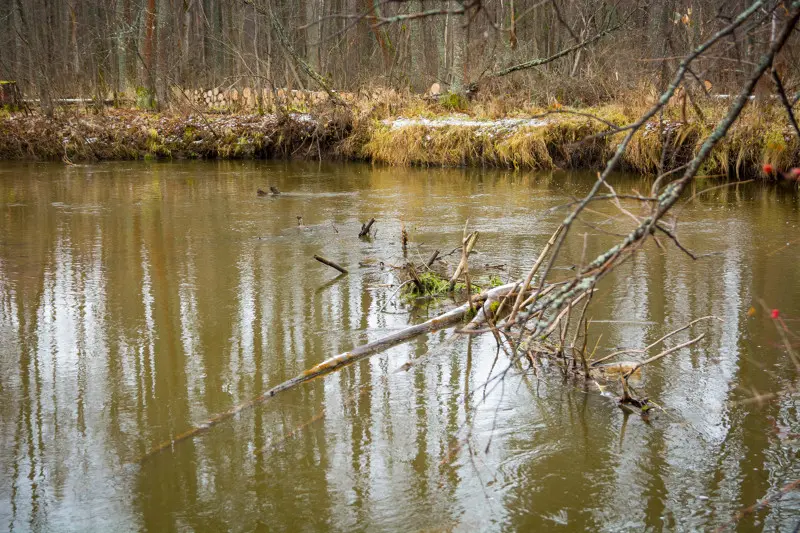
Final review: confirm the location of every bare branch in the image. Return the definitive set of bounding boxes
[771,68,800,139]
[491,22,623,78]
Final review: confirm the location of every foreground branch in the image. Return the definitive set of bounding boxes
[504,0,794,346]
[139,281,523,460]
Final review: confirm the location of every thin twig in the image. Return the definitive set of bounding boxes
[623,333,706,379]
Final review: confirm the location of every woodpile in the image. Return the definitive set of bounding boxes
[185,86,339,111]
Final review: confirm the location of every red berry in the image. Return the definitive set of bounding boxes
[771,309,780,319]
[763,163,775,174]
[790,168,800,179]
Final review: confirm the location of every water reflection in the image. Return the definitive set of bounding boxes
[0,161,798,531]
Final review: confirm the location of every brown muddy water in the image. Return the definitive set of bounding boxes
[0,161,799,532]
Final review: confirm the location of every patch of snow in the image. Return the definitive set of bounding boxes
[290,112,316,123]
[384,115,548,133]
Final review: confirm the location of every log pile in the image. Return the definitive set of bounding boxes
[187,87,336,111]
[181,86,401,112]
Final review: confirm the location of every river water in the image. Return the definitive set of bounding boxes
[0,161,798,532]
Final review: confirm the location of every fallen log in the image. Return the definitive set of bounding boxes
[139,281,521,460]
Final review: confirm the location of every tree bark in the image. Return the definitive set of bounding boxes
[449,0,467,94]
[115,0,127,93]
[144,0,156,79]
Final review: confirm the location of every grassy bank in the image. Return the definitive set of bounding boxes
[350,99,800,179]
[0,108,350,162]
[2,94,798,180]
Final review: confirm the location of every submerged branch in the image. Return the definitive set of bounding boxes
[314,255,349,274]
[591,315,722,366]
[139,281,523,461]
[623,334,706,379]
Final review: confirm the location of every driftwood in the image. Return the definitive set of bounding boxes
[314,255,348,274]
[140,281,522,460]
[359,218,376,237]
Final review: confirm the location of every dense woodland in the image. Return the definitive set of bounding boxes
[1,0,798,108]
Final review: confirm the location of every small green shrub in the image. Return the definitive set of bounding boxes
[440,92,469,112]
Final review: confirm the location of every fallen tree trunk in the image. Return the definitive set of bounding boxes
[140,281,522,461]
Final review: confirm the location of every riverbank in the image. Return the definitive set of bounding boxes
[1,97,798,179]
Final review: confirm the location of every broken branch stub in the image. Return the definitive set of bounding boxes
[449,231,478,292]
[359,218,376,238]
[426,249,440,268]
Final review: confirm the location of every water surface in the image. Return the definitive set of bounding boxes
[1,161,799,532]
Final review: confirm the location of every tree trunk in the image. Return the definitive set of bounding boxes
[155,0,169,108]
[144,0,156,95]
[182,0,193,85]
[69,0,80,76]
[409,0,423,91]
[365,0,391,70]
[647,1,672,90]
[304,0,319,72]
[115,0,127,93]
[449,0,467,94]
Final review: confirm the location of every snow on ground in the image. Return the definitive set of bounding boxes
[384,115,549,134]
